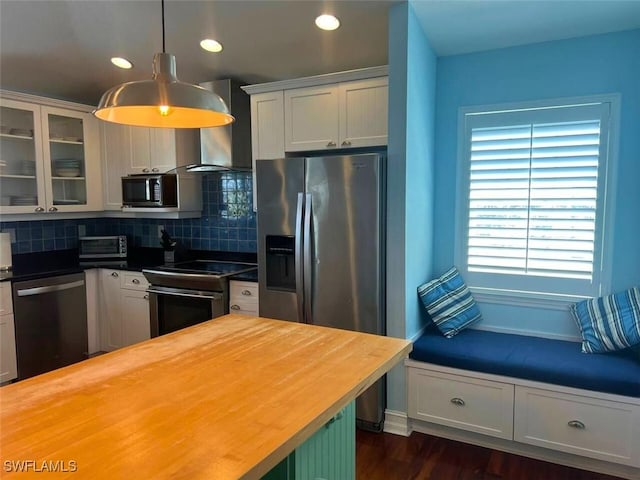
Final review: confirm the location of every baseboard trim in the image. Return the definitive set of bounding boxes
[410,418,640,480]
[383,410,412,437]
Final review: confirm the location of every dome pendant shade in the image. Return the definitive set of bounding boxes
[94,53,235,128]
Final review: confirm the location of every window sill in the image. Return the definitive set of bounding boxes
[469,287,590,311]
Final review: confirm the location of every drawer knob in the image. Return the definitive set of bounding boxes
[568,420,585,429]
[241,290,252,296]
[341,140,352,147]
[111,272,119,278]
[450,397,465,406]
[132,278,140,284]
[230,304,240,310]
[143,294,149,300]
[327,141,337,147]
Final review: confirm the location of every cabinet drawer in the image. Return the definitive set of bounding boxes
[229,300,258,316]
[120,272,149,291]
[408,367,514,440]
[230,281,258,303]
[514,386,640,467]
[0,282,12,315]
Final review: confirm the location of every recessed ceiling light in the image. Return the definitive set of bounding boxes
[110,57,133,69]
[200,39,223,53]
[315,14,340,31]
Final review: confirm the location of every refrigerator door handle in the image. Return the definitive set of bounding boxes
[303,193,313,324]
[295,192,305,323]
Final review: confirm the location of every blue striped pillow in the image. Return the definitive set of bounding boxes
[571,287,640,354]
[417,267,482,338]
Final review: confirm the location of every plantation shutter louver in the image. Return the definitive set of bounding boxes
[460,102,611,297]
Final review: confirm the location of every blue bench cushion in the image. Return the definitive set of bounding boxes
[410,328,640,397]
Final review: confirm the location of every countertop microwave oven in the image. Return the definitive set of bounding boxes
[79,236,127,259]
[121,174,178,208]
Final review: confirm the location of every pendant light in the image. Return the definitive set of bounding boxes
[93,0,234,128]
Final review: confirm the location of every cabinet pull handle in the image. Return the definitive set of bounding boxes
[151,168,159,172]
[111,272,119,278]
[230,304,240,310]
[241,290,252,296]
[142,168,150,173]
[132,278,140,284]
[48,207,58,212]
[326,141,336,147]
[450,397,465,406]
[34,207,45,212]
[568,420,585,429]
[341,140,352,147]
[324,408,345,429]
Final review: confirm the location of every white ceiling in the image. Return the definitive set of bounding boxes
[1,0,639,106]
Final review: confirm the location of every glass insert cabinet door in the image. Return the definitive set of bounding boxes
[41,106,91,211]
[0,100,45,212]
[0,99,95,213]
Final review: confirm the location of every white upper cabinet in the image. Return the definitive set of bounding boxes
[283,77,388,153]
[101,124,200,211]
[0,96,102,214]
[339,77,388,148]
[284,85,340,152]
[250,91,285,161]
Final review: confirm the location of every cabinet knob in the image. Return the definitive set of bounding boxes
[230,304,241,310]
[241,290,252,296]
[143,294,149,300]
[111,272,119,278]
[132,278,140,284]
[567,420,585,429]
[450,397,465,406]
[34,207,45,212]
[326,141,337,147]
[142,168,150,173]
[151,168,159,173]
[48,207,58,212]
[341,140,352,147]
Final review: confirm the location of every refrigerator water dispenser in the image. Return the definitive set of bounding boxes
[265,235,296,291]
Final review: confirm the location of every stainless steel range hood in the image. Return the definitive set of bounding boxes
[187,79,252,172]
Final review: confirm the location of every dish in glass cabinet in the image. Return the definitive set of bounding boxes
[55,167,81,177]
[10,128,33,137]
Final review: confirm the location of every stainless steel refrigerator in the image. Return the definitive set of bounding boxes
[256,152,386,431]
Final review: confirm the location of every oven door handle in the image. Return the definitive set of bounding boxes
[147,288,223,301]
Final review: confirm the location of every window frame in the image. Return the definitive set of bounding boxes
[454,94,620,309]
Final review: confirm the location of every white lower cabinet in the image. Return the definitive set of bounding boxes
[99,269,150,352]
[408,367,514,440]
[0,282,17,382]
[229,280,259,316]
[514,386,640,467]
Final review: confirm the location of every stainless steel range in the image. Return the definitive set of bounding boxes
[142,260,257,337]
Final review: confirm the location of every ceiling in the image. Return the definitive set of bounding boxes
[1,0,639,107]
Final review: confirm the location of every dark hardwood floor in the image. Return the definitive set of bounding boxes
[356,430,623,480]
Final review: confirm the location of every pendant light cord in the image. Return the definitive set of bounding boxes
[161,0,166,53]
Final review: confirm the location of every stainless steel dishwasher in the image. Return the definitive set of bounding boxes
[12,272,88,380]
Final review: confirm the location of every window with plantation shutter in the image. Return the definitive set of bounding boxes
[456,98,617,302]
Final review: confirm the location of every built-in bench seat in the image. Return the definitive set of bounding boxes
[405,327,640,479]
[410,327,640,397]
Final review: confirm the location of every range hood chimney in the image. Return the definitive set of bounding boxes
[188,79,252,172]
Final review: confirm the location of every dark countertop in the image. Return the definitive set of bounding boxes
[1,248,258,283]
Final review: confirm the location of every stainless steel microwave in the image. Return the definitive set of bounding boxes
[121,174,178,208]
[79,236,127,259]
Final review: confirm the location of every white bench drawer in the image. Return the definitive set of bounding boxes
[514,386,640,467]
[408,367,514,440]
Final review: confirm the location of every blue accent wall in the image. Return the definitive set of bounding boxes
[387,1,437,412]
[433,29,640,338]
[0,171,256,254]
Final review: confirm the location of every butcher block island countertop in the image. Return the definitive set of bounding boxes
[0,314,411,479]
